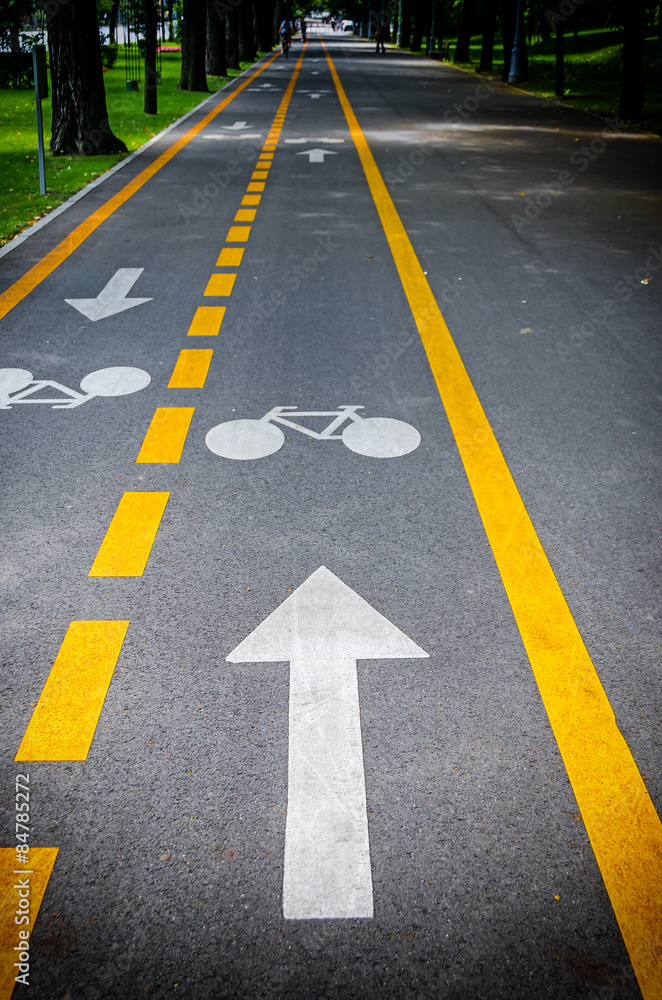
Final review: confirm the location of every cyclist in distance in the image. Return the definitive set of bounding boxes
[279,17,293,57]
[300,16,307,42]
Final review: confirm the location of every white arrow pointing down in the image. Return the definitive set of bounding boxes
[227,565,428,919]
[65,268,152,322]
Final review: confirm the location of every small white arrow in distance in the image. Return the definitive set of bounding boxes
[222,121,251,130]
[227,565,428,919]
[296,148,338,164]
[65,268,152,322]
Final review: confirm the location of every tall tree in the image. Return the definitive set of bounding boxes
[207,0,227,75]
[499,0,516,81]
[47,0,126,155]
[226,5,240,69]
[454,0,476,62]
[179,0,209,91]
[143,0,158,113]
[254,0,276,51]
[238,0,256,62]
[410,0,424,50]
[108,0,120,42]
[399,0,412,47]
[619,0,645,119]
[478,0,497,72]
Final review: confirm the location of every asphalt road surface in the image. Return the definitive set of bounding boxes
[1,30,661,1000]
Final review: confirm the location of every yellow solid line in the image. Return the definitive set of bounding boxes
[216,248,244,266]
[0,52,281,324]
[15,621,129,761]
[0,847,58,1000]
[204,273,236,296]
[136,406,194,463]
[89,492,169,577]
[226,225,252,241]
[187,305,226,336]
[323,39,662,1000]
[167,348,213,388]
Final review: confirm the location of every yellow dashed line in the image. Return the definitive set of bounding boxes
[89,492,169,577]
[0,847,58,998]
[187,305,226,336]
[217,248,244,266]
[136,407,195,463]
[204,273,237,296]
[168,348,214,387]
[15,621,129,761]
[234,209,257,222]
[226,224,252,240]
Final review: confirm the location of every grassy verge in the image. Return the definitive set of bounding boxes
[408,28,662,133]
[0,49,270,249]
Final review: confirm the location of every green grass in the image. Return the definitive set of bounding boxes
[0,49,270,248]
[416,28,662,133]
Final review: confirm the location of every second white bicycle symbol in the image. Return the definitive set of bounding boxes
[205,405,421,460]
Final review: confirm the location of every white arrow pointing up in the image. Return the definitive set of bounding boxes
[227,565,428,920]
[222,121,251,130]
[65,268,152,322]
[296,148,338,164]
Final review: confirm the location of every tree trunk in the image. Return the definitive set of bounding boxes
[399,0,412,47]
[539,4,551,43]
[454,0,476,62]
[620,0,645,119]
[255,0,276,51]
[555,20,564,96]
[143,0,158,114]
[499,0,516,81]
[656,0,662,72]
[479,0,497,72]
[179,0,208,90]
[108,0,120,43]
[47,0,126,155]
[410,0,424,50]
[238,0,256,62]
[207,0,227,75]
[226,6,240,69]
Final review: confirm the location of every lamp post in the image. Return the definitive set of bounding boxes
[508,0,526,84]
[427,0,435,55]
[397,0,402,46]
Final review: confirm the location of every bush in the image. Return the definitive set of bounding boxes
[101,42,119,68]
[0,52,33,89]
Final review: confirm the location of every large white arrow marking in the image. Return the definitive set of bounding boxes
[65,268,152,322]
[222,120,251,130]
[296,148,338,164]
[227,565,428,919]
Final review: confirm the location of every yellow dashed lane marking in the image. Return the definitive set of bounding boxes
[168,348,213,387]
[246,183,266,193]
[0,847,58,999]
[89,492,169,577]
[15,621,129,761]
[187,305,226,336]
[204,273,236,296]
[136,407,195,463]
[242,194,261,206]
[226,225,252,240]
[322,39,662,1000]
[0,52,281,323]
[217,248,244,266]
[234,209,257,222]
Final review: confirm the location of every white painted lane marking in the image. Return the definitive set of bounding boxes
[285,137,345,144]
[65,268,152,321]
[221,120,251,130]
[205,405,421,459]
[0,366,151,409]
[228,566,428,919]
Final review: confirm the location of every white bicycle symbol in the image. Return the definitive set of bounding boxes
[205,405,421,460]
[0,366,151,410]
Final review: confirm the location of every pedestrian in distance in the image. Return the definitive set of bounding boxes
[300,16,307,42]
[375,21,386,54]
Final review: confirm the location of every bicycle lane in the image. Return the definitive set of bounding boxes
[0,49,310,999]
[318,34,662,1000]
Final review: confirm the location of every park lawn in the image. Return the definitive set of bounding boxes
[0,50,268,248]
[419,28,662,132]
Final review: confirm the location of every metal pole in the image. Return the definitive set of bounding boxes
[32,47,46,196]
[427,0,435,55]
[397,0,402,46]
[508,0,525,83]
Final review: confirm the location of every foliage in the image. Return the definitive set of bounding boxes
[101,41,119,67]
